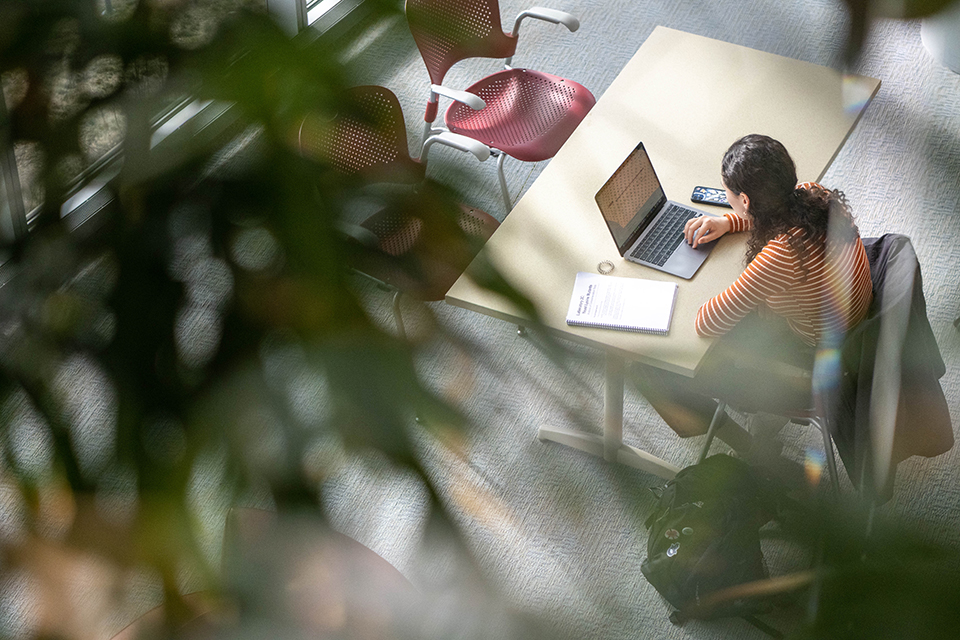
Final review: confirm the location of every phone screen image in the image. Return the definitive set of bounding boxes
[692,186,731,207]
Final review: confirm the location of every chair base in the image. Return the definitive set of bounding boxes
[698,402,840,494]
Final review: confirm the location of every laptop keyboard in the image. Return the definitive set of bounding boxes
[630,204,700,266]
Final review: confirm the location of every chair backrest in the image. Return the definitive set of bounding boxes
[836,234,952,493]
[405,0,518,86]
[298,85,425,185]
[862,235,944,378]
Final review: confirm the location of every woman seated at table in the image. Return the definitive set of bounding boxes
[633,134,873,452]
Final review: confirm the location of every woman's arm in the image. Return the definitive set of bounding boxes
[695,235,796,337]
[683,213,750,248]
[724,213,751,232]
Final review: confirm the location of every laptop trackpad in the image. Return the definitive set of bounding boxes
[662,238,716,279]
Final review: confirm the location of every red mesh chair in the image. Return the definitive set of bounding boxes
[406,0,596,212]
[298,85,500,338]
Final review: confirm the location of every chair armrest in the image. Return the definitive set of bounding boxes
[421,131,491,163]
[336,221,380,248]
[511,7,580,37]
[431,84,485,110]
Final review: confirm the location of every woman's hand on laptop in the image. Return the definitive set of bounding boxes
[685,215,731,248]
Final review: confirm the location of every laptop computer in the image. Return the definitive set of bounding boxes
[595,142,715,279]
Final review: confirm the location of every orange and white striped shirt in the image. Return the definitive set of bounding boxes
[695,185,873,346]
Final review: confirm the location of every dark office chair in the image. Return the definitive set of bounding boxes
[298,85,500,339]
[111,508,420,640]
[832,234,952,495]
[222,508,421,637]
[405,0,596,213]
[697,234,953,497]
[109,592,216,640]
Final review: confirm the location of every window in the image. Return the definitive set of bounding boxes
[267,0,368,37]
[0,0,368,243]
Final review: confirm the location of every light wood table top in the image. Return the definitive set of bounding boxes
[447,26,880,377]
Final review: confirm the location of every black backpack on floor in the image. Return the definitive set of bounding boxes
[641,454,779,631]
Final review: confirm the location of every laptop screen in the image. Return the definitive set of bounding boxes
[594,143,666,252]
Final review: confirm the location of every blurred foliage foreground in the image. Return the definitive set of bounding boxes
[0,1,517,638]
[0,2,958,640]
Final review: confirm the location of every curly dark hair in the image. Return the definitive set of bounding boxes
[721,134,857,279]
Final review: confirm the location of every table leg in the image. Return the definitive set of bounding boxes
[604,354,624,462]
[538,353,680,480]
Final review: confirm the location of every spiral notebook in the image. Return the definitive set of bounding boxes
[565,272,678,334]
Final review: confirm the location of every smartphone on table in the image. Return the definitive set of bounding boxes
[691,186,732,208]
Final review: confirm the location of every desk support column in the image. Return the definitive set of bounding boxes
[604,354,624,462]
[537,352,679,480]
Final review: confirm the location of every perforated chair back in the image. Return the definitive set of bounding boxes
[405,0,517,85]
[298,86,425,185]
[356,196,499,302]
[297,85,500,308]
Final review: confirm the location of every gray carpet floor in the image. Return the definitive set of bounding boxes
[317,1,960,638]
